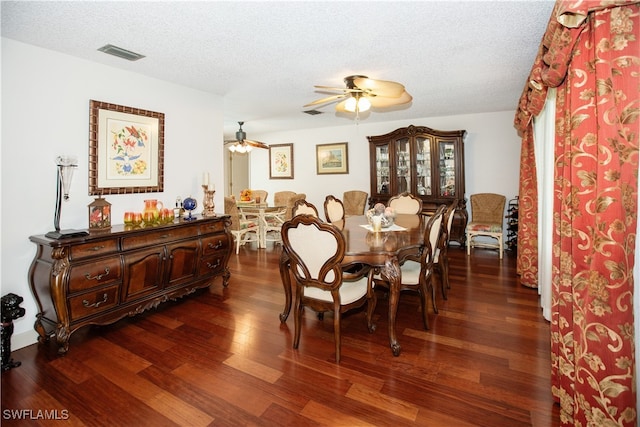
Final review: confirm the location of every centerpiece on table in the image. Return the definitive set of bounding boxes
[240,189,253,202]
[366,203,396,228]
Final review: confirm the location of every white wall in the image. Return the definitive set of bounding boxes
[1,38,225,348]
[247,112,521,222]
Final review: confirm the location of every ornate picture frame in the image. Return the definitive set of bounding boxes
[269,143,294,179]
[316,142,349,174]
[89,100,165,195]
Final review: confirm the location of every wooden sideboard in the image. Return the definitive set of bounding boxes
[28,215,232,354]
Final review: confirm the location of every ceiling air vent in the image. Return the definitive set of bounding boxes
[98,44,145,61]
[303,109,323,115]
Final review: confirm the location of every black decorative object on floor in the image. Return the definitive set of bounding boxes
[1,293,25,371]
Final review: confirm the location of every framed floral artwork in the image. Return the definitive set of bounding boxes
[89,100,165,195]
[269,143,294,179]
[316,142,349,174]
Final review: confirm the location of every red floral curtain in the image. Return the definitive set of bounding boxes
[515,1,639,425]
[516,126,539,287]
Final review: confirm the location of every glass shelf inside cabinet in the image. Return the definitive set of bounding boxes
[416,137,431,196]
[439,142,456,196]
[376,145,390,194]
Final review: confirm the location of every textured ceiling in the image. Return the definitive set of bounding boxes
[1,1,554,138]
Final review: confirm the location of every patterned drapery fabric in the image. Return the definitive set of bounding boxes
[515,1,639,425]
[516,127,538,287]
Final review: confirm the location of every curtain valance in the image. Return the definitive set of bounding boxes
[514,0,635,134]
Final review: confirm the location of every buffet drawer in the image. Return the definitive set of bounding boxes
[68,257,122,292]
[121,225,200,250]
[201,234,230,256]
[199,220,226,235]
[198,253,227,276]
[68,285,120,321]
[70,239,119,260]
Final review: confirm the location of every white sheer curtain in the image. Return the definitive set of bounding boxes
[532,88,556,321]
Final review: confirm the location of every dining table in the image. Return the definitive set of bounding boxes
[279,213,427,357]
[237,202,286,248]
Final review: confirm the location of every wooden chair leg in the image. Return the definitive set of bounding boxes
[293,295,303,349]
[334,304,341,363]
[418,279,430,330]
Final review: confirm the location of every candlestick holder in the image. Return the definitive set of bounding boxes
[202,185,216,217]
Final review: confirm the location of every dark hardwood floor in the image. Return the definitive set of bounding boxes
[1,242,561,426]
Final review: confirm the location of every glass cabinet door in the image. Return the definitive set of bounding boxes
[416,136,431,196]
[439,141,456,196]
[395,137,410,193]
[375,144,391,195]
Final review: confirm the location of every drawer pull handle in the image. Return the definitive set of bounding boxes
[206,259,221,269]
[207,240,223,250]
[85,267,110,281]
[160,234,172,239]
[89,245,105,252]
[83,293,108,308]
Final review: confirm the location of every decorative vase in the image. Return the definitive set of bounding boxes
[143,199,164,224]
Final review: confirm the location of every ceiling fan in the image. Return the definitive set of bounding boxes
[224,121,269,153]
[304,75,412,114]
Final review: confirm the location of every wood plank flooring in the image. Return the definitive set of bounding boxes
[1,243,561,426]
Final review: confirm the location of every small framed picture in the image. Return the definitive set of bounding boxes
[316,142,349,174]
[269,143,294,179]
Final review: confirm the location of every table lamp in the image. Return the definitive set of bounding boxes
[45,156,89,239]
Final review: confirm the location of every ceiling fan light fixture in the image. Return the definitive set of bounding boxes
[358,96,371,112]
[344,95,371,113]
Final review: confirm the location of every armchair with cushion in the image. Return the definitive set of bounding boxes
[282,215,376,363]
[224,197,259,254]
[251,189,268,204]
[262,206,287,246]
[274,191,307,220]
[466,193,506,259]
[342,190,368,216]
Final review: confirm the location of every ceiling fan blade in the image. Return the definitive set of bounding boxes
[368,90,413,108]
[304,94,347,107]
[313,85,361,93]
[244,139,269,149]
[353,77,406,98]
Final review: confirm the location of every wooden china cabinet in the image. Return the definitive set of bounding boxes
[368,125,468,245]
[28,215,232,354]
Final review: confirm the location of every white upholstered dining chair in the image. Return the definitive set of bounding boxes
[388,192,423,214]
[282,215,376,363]
[292,199,319,217]
[373,204,446,329]
[324,195,345,222]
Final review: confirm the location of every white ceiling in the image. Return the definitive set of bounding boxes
[1,1,554,139]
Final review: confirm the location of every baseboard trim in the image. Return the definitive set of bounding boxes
[10,329,39,351]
